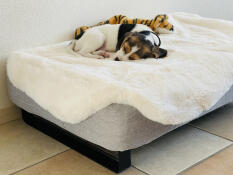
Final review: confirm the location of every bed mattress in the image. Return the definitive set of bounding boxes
[7,78,233,151]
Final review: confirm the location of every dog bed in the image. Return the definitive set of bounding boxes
[6,12,233,172]
[7,12,233,125]
[7,79,233,151]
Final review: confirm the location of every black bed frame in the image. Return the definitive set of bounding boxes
[21,110,131,173]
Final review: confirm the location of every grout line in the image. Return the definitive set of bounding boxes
[9,149,70,175]
[0,118,21,127]
[178,142,233,174]
[188,124,233,142]
[131,165,151,175]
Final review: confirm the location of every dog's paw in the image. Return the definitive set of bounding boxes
[92,50,110,58]
[103,52,110,58]
[99,51,110,58]
[96,55,105,59]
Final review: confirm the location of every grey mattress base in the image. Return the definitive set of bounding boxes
[7,79,233,151]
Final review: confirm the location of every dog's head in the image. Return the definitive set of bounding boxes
[114,32,167,61]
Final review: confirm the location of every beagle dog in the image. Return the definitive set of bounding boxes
[72,24,167,61]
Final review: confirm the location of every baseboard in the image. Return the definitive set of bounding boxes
[0,105,21,125]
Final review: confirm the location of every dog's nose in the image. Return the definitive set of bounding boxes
[158,48,167,58]
[114,57,120,61]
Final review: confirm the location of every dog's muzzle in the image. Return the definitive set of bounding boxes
[114,57,120,61]
[158,48,167,58]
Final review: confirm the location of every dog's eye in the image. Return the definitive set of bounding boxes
[142,53,151,58]
[129,56,134,60]
[123,45,131,54]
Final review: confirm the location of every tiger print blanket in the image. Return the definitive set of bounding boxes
[75,14,174,39]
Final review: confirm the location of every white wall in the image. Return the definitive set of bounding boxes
[0,0,233,109]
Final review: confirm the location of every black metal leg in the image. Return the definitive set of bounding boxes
[21,110,131,173]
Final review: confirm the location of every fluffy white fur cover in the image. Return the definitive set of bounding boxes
[7,12,233,125]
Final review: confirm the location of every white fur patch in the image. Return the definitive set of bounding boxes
[73,24,121,55]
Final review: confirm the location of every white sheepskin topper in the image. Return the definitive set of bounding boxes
[7,12,233,125]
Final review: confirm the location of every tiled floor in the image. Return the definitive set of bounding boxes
[0,105,21,125]
[183,145,233,175]
[13,150,145,175]
[131,126,231,175]
[0,120,68,175]
[190,103,233,141]
[1,103,233,175]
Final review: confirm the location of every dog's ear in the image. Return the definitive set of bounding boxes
[116,32,134,51]
[152,47,167,58]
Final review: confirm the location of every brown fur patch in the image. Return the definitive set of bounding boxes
[123,42,131,54]
[129,53,140,60]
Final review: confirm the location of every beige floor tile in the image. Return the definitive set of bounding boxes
[183,145,233,175]
[190,103,233,141]
[0,105,21,125]
[132,125,232,175]
[14,150,145,175]
[0,119,69,175]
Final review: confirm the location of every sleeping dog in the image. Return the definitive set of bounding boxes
[72,24,167,61]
